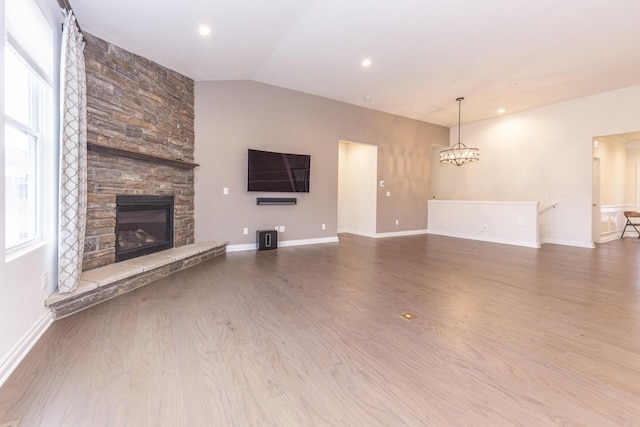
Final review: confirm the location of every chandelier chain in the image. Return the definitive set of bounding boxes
[457,97,463,144]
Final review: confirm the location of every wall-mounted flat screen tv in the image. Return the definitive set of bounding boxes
[247,149,311,193]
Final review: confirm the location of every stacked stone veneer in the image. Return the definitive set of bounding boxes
[83,33,195,271]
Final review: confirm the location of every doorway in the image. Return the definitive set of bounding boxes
[592,131,640,243]
[337,141,378,236]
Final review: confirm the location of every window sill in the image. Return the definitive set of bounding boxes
[5,239,48,263]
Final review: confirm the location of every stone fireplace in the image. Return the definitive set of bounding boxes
[45,32,228,320]
[82,32,196,271]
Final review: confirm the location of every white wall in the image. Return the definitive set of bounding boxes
[0,0,60,386]
[432,85,640,248]
[337,141,377,236]
[428,200,540,248]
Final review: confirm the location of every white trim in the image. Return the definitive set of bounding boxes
[373,229,429,239]
[600,205,635,213]
[337,229,377,238]
[226,236,339,252]
[540,238,595,248]
[225,243,257,253]
[428,200,539,207]
[427,229,540,248]
[600,231,621,243]
[5,239,48,263]
[339,229,430,238]
[0,311,53,388]
[279,237,339,247]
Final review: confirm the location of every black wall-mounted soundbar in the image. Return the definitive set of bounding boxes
[256,197,297,205]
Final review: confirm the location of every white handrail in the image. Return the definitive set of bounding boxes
[539,203,558,214]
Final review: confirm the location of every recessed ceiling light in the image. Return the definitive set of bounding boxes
[497,108,506,114]
[198,25,212,37]
[361,58,372,68]
[362,96,372,102]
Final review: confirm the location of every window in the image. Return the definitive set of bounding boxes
[4,0,54,250]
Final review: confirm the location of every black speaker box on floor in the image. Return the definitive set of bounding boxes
[256,230,278,250]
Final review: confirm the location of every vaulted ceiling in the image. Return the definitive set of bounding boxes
[70,0,640,127]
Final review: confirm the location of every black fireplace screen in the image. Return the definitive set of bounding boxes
[115,195,174,262]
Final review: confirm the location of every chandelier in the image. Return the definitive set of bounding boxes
[439,97,479,166]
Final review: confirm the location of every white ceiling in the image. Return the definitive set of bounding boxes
[70,0,640,127]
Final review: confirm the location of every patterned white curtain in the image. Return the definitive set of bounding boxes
[58,11,87,294]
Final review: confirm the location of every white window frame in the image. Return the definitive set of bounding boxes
[4,36,53,254]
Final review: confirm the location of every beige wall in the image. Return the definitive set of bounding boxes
[194,80,448,245]
[624,146,640,208]
[432,84,640,247]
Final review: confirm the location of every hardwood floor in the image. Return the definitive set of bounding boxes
[2,233,640,426]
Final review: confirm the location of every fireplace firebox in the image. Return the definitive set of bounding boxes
[115,195,174,262]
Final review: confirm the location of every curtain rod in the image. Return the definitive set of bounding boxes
[57,0,72,12]
[57,0,83,34]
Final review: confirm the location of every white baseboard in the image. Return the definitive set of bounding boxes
[620,231,639,238]
[600,231,621,243]
[337,229,428,239]
[427,229,540,248]
[226,236,339,252]
[373,229,428,238]
[338,229,377,238]
[540,238,595,248]
[279,236,339,247]
[0,311,53,388]
[225,243,257,252]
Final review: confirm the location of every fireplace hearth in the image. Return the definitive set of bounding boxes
[115,195,174,262]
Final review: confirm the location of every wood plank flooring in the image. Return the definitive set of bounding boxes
[2,233,640,426]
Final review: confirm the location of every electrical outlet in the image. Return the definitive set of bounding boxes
[386,191,391,197]
[243,227,248,235]
[223,187,229,195]
[280,225,285,232]
[395,219,399,225]
[322,223,326,230]
[41,272,48,290]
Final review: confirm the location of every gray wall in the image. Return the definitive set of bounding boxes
[194,80,448,245]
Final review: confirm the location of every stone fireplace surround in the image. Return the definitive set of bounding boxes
[82,31,197,271]
[45,33,229,318]
[46,241,227,318]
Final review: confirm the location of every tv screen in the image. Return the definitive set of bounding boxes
[247,149,311,193]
